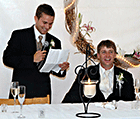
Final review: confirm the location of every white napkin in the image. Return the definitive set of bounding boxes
[94,102,116,110]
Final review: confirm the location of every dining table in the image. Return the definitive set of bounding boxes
[0,101,140,119]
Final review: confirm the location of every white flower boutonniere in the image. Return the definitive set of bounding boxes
[116,72,125,96]
[50,39,55,48]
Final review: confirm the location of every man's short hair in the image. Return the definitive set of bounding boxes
[35,4,55,19]
[97,40,117,53]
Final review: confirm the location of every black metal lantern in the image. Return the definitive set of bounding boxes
[75,44,101,118]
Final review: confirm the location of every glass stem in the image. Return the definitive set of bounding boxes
[136,96,139,102]
[20,104,23,116]
[14,96,16,111]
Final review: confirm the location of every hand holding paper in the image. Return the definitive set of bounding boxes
[59,62,69,71]
[40,49,69,73]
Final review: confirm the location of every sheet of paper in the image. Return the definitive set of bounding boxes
[40,49,69,73]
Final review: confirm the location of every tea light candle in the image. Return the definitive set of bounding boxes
[81,78,98,98]
[84,84,96,98]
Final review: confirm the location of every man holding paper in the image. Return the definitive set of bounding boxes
[3,4,69,102]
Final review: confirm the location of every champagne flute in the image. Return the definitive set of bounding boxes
[135,79,140,97]
[11,81,19,113]
[18,86,26,118]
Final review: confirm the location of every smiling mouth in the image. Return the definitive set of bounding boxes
[105,58,111,61]
[43,28,47,31]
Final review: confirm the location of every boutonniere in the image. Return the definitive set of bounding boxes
[50,39,55,48]
[116,72,126,96]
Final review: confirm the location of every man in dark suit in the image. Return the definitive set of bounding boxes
[3,4,69,101]
[62,40,135,103]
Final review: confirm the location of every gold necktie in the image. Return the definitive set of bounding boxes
[104,71,110,88]
[103,70,112,98]
[37,35,43,50]
[100,70,111,99]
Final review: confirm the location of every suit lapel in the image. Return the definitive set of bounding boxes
[112,66,120,96]
[113,66,117,93]
[28,25,37,53]
[95,65,106,99]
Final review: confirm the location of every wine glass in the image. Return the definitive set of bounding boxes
[18,86,26,118]
[135,79,140,97]
[135,79,140,108]
[11,81,19,113]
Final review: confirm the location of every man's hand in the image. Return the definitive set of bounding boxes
[59,62,70,71]
[34,50,47,63]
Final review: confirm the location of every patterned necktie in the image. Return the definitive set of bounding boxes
[100,70,112,99]
[37,35,43,50]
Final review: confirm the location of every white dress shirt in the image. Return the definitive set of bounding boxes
[99,64,114,99]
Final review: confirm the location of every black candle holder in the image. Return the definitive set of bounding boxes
[75,44,101,118]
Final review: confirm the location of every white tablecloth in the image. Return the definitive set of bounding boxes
[0,101,140,119]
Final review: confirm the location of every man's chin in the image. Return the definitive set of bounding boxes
[41,31,48,34]
[104,60,111,64]
[105,64,113,68]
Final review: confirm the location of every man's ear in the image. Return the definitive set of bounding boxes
[34,16,38,23]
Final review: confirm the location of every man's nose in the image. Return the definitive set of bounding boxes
[45,24,50,29]
[105,52,110,57]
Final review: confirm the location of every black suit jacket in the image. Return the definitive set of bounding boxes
[62,64,135,103]
[3,25,66,99]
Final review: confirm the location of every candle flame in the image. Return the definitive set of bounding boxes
[88,78,91,84]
